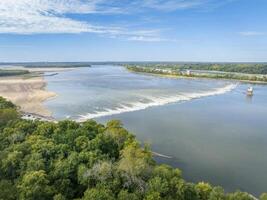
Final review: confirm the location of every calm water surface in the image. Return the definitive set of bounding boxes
[44,65,267,196]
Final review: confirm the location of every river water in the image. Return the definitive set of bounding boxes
[44,65,267,196]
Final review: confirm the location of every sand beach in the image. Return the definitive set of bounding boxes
[0,76,56,117]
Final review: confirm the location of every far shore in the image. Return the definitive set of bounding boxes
[0,65,76,73]
[127,68,267,85]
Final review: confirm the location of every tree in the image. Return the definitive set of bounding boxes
[260,193,267,200]
[208,187,225,200]
[117,142,153,192]
[0,108,18,128]
[0,97,16,109]
[83,187,115,200]
[152,164,182,180]
[53,194,66,200]
[147,177,169,197]
[195,182,212,200]
[117,190,139,200]
[176,180,199,200]
[145,192,161,200]
[0,97,18,128]
[1,150,24,179]
[226,191,254,200]
[17,170,53,200]
[0,180,17,200]
[105,120,134,149]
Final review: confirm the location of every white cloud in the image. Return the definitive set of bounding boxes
[239,31,266,36]
[127,36,178,42]
[99,0,233,12]
[0,0,163,40]
[0,0,111,34]
[0,0,236,41]
[142,0,207,11]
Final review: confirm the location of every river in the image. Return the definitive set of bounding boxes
[44,65,267,196]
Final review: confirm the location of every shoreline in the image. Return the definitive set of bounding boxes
[127,68,267,85]
[0,75,57,117]
[0,66,79,119]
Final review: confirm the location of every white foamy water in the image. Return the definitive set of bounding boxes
[78,84,237,121]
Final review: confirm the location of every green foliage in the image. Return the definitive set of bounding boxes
[126,64,267,82]
[0,97,19,129]
[0,69,29,77]
[260,193,267,200]
[53,194,66,200]
[118,190,140,200]
[144,192,161,200]
[0,97,16,109]
[226,191,254,200]
[23,62,91,68]
[195,182,212,200]
[0,97,266,199]
[0,108,19,128]
[17,170,53,200]
[208,187,225,200]
[0,180,17,200]
[83,187,115,200]
[126,63,267,75]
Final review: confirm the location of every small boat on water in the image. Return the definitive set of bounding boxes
[247,87,253,96]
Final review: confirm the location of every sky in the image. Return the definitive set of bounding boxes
[0,0,267,62]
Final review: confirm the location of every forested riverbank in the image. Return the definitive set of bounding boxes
[125,63,267,74]
[0,96,266,200]
[125,63,267,83]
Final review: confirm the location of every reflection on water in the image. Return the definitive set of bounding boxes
[45,65,267,196]
[245,93,253,103]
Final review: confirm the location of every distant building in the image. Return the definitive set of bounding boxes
[186,70,192,76]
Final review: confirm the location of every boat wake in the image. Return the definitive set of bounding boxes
[78,84,237,121]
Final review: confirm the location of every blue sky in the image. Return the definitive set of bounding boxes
[0,0,267,62]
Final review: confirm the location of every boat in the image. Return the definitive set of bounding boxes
[247,87,253,96]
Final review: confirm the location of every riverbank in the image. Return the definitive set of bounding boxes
[0,76,56,117]
[0,66,80,118]
[126,66,267,84]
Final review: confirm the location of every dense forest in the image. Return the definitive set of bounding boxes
[126,66,267,82]
[0,97,266,200]
[125,63,267,75]
[0,69,29,77]
[21,62,91,68]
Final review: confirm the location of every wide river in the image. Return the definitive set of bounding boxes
[44,65,267,196]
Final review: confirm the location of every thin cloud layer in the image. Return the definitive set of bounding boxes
[239,31,266,36]
[0,0,237,41]
[143,0,208,11]
[0,0,111,34]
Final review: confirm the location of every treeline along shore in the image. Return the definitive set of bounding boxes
[0,69,30,77]
[125,63,267,83]
[0,96,266,200]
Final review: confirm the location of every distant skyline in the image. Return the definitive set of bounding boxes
[0,0,267,62]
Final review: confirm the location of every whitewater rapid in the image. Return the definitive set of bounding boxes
[78,84,237,121]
